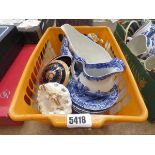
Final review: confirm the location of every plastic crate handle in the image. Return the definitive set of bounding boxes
[48,115,109,128]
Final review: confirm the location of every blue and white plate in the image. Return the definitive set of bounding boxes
[67,77,119,113]
[72,104,107,114]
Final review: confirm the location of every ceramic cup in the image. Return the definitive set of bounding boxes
[132,20,152,38]
[135,21,155,50]
[127,34,154,60]
[125,20,152,43]
[127,20,155,45]
[124,20,140,43]
[144,55,155,80]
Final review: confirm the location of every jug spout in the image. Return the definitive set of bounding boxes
[78,58,125,93]
[71,58,125,93]
[83,58,125,81]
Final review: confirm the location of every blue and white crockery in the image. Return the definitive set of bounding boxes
[67,76,119,113]
[131,20,155,45]
[125,20,152,43]
[61,36,73,58]
[127,20,155,59]
[72,104,107,114]
[61,24,112,64]
[61,24,125,92]
[132,20,152,38]
[127,34,154,60]
[71,58,124,93]
[142,24,155,47]
[133,20,155,45]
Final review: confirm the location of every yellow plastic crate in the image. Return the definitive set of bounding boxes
[9,26,148,128]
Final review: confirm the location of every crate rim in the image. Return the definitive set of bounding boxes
[9,26,148,128]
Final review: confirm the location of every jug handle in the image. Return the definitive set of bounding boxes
[124,20,140,43]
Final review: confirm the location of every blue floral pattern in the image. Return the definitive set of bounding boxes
[83,58,125,81]
[61,36,125,81]
[72,104,107,114]
[67,77,119,112]
[139,24,155,59]
[61,35,120,113]
[61,36,72,57]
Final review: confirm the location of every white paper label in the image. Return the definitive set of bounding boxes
[67,114,92,128]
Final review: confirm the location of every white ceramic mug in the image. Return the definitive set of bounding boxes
[125,20,152,43]
[124,20,140,43]
[127,34,153,59]
[132,20,152,38]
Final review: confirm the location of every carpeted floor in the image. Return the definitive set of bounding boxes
[0,121,154,135]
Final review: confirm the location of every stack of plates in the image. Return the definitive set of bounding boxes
[67,77,119,114]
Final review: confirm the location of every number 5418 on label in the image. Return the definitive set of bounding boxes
[67,114,92,128]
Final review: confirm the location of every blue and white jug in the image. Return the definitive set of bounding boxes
[61,24,125,93]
